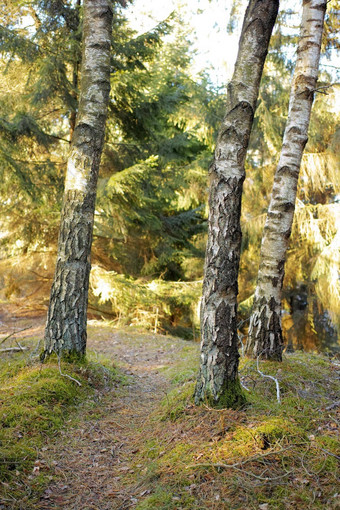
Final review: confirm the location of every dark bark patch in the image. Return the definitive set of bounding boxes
[218,126,240,146]
[287,126,302,136]
[269,296,279,312]
[277,165,299,179]
[237,147,247,164]
[284,227,292,239]
[277,259,285,272]
[88,41,111,51]
[277,201,295,213]
[272,276,279,288]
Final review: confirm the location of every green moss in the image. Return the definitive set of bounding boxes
[136,487,195,510]
[143,439,162,460]
[158,443,193,470]
[0,365,82,480]
[135,488,173,509]
[0,355,122,488]
[133,352,339,510]
[160,382,195,421]
[255,417,295,443]
[41,349,86,364]
[215,418,295,461]
[0,357,27,382]
[162,344,198,385]
[205,378,247,410]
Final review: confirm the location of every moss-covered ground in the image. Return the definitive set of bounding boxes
[0,332,122,509]
[131,352,339,510]
[0,310,339,509]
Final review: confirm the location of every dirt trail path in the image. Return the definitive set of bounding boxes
[0,306,196,510]
[39,325,189,510]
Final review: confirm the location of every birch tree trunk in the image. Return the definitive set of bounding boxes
[44,0,113,358]
[194,0,279,407]
[247,0,327,361]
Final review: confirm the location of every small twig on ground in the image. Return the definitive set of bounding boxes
[256,355,281,403]
[162,389,170,407]
[301,445,327,476]
[29,338,42,360]
[203,403,233,413]
[325,401,340,411]
[240,378,250,392]
[0,346,29,353]
[238,334,245,357]
[0,326,32,345]
[187,463,292,481]
[14,340,27,353]
[315,446,340,461]
[58,356,82,387]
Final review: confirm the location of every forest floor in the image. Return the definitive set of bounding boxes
[0,301,339,510]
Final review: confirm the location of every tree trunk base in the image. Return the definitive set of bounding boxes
[194,378,247,409]
[41,349,86,363]
[247,303,284,361]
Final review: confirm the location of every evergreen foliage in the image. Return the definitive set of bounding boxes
[0,0,338,348]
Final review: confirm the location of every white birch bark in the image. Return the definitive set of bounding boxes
[44,0,113,357]
[194,0,279,407]
[247,0,327,360]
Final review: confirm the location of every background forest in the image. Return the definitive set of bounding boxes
[0,0,339,352]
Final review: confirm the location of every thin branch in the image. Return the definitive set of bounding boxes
[240,379,250,392]
[186,449,293,480]
[14,340,26,353]
[0,346,28,352]
[320,63,340,69]
[48,134,70,143]
[325,401,340,411]
[256,355,281,403]
[0,327,32,345]
[316,447,340,461]
[28,338,42,361]
[57,356,82,387]
[237,316,250,329]
[238,334,245,357]
[312,84,332,95]
[28,269,52,281]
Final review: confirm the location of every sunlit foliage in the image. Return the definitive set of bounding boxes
[0,0,338,348]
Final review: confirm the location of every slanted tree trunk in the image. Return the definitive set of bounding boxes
[194,0,279,407]
[44,0,113,358]
[246,0,327,361]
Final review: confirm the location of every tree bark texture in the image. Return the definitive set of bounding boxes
[69,0,81,138]
[194,0,279,406]
[247,0,327,361]
[44,0,113,357]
